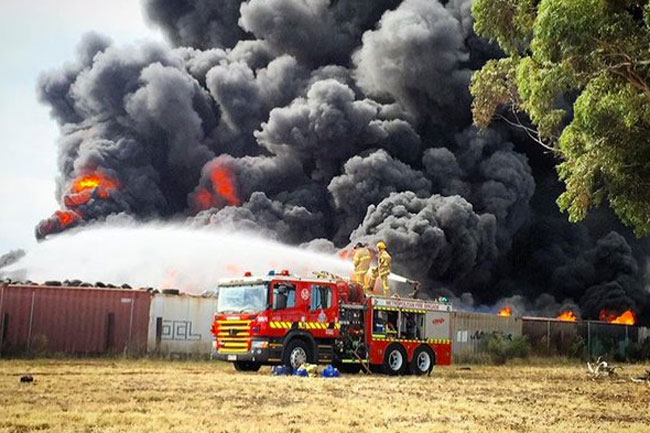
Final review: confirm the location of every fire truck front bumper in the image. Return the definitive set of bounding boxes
[214,339,271,363]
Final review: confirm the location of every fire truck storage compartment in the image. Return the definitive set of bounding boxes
[337,303,367,362]
[425,310,451,341]
[372,310,438,340]
[371,298,452,343]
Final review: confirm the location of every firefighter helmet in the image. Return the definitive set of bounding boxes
[376,241,387,250]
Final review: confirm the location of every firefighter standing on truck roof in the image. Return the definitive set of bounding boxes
[352,242,372,285]
[364,241,392,295]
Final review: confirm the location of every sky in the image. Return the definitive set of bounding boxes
[0,0,164,253]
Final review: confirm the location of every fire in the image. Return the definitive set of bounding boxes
[557,311,578,322]
[195,188,214,210]
[210,166,240,206]
[72,173,119,193]
[64,172,120,209]
[35,210,83,239]
[600,309,636,325]
[193,165,241,210]
[36,171,120,239]
[498,307,513,317]
[64,189,94,208]
[55,210,82,228]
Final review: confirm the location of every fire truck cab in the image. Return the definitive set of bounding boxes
[212,271,452,375]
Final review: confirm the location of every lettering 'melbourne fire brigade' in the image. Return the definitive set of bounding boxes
[211,270,452,375]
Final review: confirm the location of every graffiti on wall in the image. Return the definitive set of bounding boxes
[161,320,202,341]
[456,330,514,343]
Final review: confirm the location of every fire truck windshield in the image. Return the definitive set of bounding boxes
[217,283,269,313]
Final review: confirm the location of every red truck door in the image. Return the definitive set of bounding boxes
[305,282,338,337]
[270,280,300,326]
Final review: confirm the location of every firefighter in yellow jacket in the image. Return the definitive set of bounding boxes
[364,241,392,295]
[352,242,372,285]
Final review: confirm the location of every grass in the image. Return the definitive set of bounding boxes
[1,359,649,433]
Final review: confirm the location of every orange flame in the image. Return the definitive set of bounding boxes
[36,171,120,239]
[64,189,94,207]
[72,173,119,193]
[498,307,513,317]
[194,166,241,211]
[600,309,636,325]
[557,311,578,322]
[63,172,119,209]
[56,210,82,228]
[194,188,214,210]
[210,166,240,206]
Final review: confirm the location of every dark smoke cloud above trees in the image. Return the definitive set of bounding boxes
[32,0,649,322]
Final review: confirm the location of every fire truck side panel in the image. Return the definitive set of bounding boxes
[425,311,451,340]
[433,342,452,365]
[366,297,452,367]
[425,310,452,365]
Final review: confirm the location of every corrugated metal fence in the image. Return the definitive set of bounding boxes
[523,317,643,358]
[147,293,219,358]
[0,284,151,356]
[450,311,523,358]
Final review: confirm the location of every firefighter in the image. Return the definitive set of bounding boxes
[364,241,392,295]
[352,242,372,285]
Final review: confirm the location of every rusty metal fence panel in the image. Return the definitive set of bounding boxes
[0,283,151,356]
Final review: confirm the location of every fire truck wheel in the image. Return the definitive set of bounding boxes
[383,344,408,375]
[233,361,262,372]
[283,339,313,370]
[411,345,435,376]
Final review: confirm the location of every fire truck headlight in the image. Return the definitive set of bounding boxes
[251,340,269,349]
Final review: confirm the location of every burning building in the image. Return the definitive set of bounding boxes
[27,0,649,323]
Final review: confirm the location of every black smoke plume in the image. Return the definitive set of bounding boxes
[33,0,649,322]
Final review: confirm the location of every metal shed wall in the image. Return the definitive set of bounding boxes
[0,284,151,356]
[451,311,523,358]
[147,294,219,357]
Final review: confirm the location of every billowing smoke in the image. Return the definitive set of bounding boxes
[350,191,497,283]
[28,0,649,322]
[353,0,472,124]
[0,250,26,272]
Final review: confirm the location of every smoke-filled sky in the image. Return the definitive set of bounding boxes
[1,0,649,322]
[0,0,162,251]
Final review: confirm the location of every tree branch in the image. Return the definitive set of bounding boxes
[496,109,559,154]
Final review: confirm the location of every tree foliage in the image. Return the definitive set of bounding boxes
[471,0,650,236]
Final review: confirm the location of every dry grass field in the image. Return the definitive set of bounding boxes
[1,359,649,433]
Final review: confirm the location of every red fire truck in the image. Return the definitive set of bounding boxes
[212,270,452,375]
